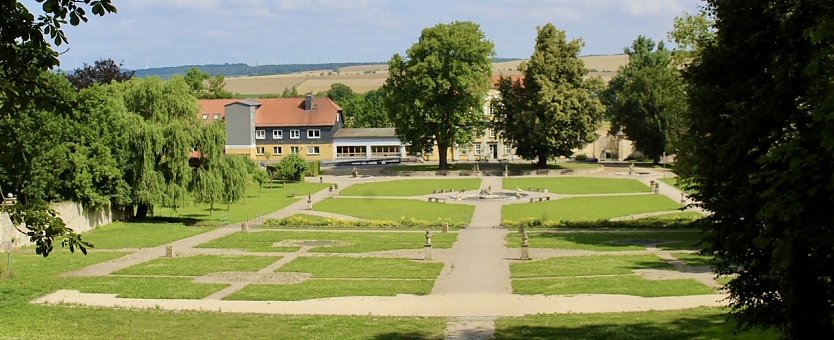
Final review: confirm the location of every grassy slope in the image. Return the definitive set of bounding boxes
[82,222,214,249]
[505,231,703,251]
[197,230,457,253]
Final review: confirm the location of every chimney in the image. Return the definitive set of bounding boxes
[305,93,314,111]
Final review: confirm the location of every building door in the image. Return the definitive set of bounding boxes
[489,144,498,160]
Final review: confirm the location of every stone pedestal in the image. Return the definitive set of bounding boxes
[503,171,509,178]
[442,223,449,233]
[165,245,175,258]
[520,244,530,260]
[424,244,433,260]
[241,222,249,232]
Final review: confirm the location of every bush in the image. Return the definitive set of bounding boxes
[575,154,588,161]
[276,154,309,182]
[264,215,465,229]
[305,161,321,177]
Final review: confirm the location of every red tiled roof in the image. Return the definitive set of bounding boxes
[492,74,524,88]
[197,97,342,127]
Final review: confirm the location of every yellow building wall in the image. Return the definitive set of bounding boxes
[251,143,334,162]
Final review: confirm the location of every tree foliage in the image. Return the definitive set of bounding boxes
[668,11,715,67]
[493,23,604,168]
[384,21,495,170]
[678,0,834,337]
[275,154,309,182]
[342,88,392,128]
[183,67,232,99]
[326,83,355,104]
[602,36,686,162]
[66,58,134,90]
[0,0,116,257]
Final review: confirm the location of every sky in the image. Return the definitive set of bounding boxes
[27,0,704,71]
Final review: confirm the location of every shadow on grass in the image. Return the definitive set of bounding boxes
[371,331,442,340]
[130,216,201,226]
[494,313,773,340]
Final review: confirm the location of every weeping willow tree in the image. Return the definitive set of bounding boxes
[191,121,253,213]
[112,77,200,218]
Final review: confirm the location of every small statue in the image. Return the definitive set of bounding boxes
[425,230,432,246]
[628,162,635,175]
[487,185,492,195]
[521,230,529,247]
[351,167,359,178]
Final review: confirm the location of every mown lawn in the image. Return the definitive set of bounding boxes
[0,248,446,339]
[315,198,474,225]
[278,257,443,279]
[511,255,714,297]
[156,181,330,225]
[494,307,776,340]
[504,177,649,194]
[502,195,680,224]
[115,255,279,276]
[82,222,214,249]
[506,231,703,251]
[339,178,481,196]
[226,279,435,301]
[197,230,457,253]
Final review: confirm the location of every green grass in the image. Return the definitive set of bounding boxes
[278,257,443,279]
[659,177,679,188]
[505,177,649,194]
[513,275,715,297]
[197,230,457,253]
[502,195,680,223]
[494,307,776,340]
[315,198,474,225]
[195,231,301,252]
[61,276,227,299]
[83,222,214,249]
[672,252,712,267]
[510,255,672,278]
[506,231,703,251]
[340,178,481,196]
[0,243,446,339]
[115,255,280,276]
[227,279,435,301]
[156,181,330,225]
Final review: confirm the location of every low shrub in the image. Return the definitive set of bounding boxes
[264,215,464,229]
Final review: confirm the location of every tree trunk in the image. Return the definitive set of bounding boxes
[209,201,214,215]
[536,151,549,169]
[438,143,449,170]
[135,203,149,219]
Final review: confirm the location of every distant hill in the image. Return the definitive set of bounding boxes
[133,58,522,79]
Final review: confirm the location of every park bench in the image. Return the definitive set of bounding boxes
[559,169,574,175]
[528,197,551,203]
[428,197,447,203]
[536,169,550,175]
[527,187,549,193]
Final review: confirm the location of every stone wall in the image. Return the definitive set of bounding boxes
[0,201,112,249]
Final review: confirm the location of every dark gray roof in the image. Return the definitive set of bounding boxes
[334,128,398,138]
[226,100,261,107]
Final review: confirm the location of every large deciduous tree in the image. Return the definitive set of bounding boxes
[678,0,834,337]
[602,36,686,162]
[0,0,117,257]
[66,58,134,90]
[343,88,391,128]
[384,21,494,170]
[493,23,604,168]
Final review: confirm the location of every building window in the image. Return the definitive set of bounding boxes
[256,130,266,139]
[307,146,320,155]
[307,129,321,139]
[273,146,282,155]
[290,146,300,154]
[273,130,282,139]
[475,144,482,156]
[489,102,495,115]
[337,146,365,158]
[290,129,300,139]
[201,114,209,120]
[213,113,220,120]
[256,147,265,155]
[489,129,497,139]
